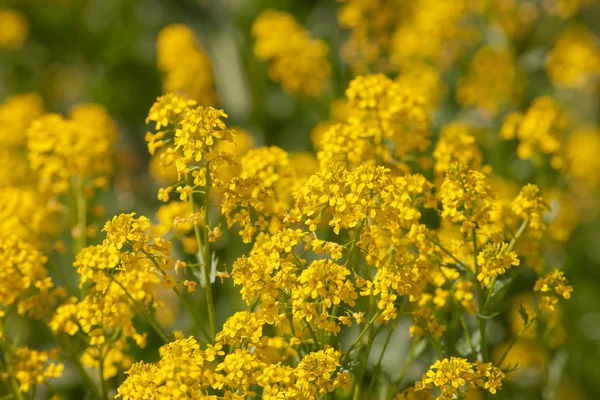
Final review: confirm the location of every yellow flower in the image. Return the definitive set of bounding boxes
[546,24,600,89]
[295,348,350,395]
[252,10,331,96]
[439,162,492,233]
[216,311,267,346]
[0,93,45,148]
[292,259,357,334]
[367,253,428,320]
[0,9,28,49]
[11,347,63,392]
[146,92,197,131]
[511,183,550,230]
[457,47,519,114]
[173,105,234,174]
[433,122,484,178]
[501,96,567,162]
[157,24,217,105]
[476,242,520,285]
[534,269,573,312]
[27,106,116,195]
[417,357,504,398]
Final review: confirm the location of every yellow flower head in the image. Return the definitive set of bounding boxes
[476,242,520,285]
[252,10,331,96]
[0,9,28,49]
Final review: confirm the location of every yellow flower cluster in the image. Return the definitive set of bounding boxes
[11,347,63,392]
[3,4,591,394]
[389,0,471,68]
[50,213,172,376]
[0,9,28,49]
[252,10,331,96]
[0,233,64,318]
[27,104,116,194]
[366,254,427,320]
[336,0,402,73]
[546,24,600,89]
[292,259,358,333]
[511,183,551,231]
[157,24,217,105]
[534,269,573,312]
[433,122,484,179]
[476,242,520,285]
[566,128,600,193]
[416,357,505,399]
[501,96,567,164]
[457,47,519,114]
[439,162,492,233]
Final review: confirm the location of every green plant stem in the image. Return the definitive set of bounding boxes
[104,271,169,344]
[472,228,489,362]
[187,172,217,339]
[498,316,537,368]
[426,236,469,270]
[366,314,401,397]
[75,176,87,253]
[141,255,211,343]
[58,335,103,400]
[344,219,365,270]
[0,323,25,400]
[387,337,421,400]
[460,315,477,357]
[507,217,529,252]
[340,311,381,364]
[170,285,211,343]
[99,345,109,400]
[304,320,321,350]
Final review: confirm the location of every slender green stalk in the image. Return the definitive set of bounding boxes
[426,236,469,270]
[57,335,103,400]
[340,311,381,364]
[104,272,169,344]
[0,323,25,400]
[99,345,109,400]
[366,314,401,397]
[75,176,87,253]
[507,217,529,252]
[186,171,217,339]
[460,315,477,357]
[304,320,321,350]
[139,255,211,343]
[387,337,421,400]
[170,285,211,343]
[472,229,489,362]
[497,316,537,368]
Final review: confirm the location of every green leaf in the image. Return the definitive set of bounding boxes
[518,304,529,325]
[476,311,500,320]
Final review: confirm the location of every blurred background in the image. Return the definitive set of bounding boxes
[1,0,600,398]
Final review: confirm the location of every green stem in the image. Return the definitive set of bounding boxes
[58,335,103,400]
[141,254,211,343]
[460,315,477,357]
[507,217,529,252]
[366,312,402,397]
[0,324,25,400]
[340,311,381,364]
[187,172,217,339]
[304,320,321,350]
[104,271,169,344]
[99,345,109,400]
[472,228,489,362]
[388,337,421,400]
[426,236,469,270]
[498,316,537,368]
[75,176,87,253]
